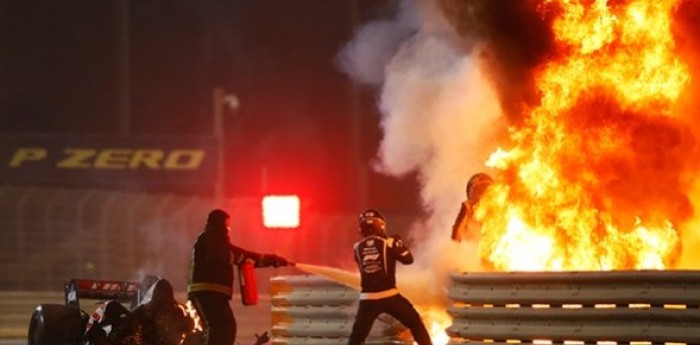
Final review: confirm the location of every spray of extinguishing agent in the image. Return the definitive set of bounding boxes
[292,263,361,290]
[238,261,359,306]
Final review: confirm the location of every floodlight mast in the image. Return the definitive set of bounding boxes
[213,87,240,203]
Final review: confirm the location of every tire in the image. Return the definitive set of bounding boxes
[28,304,84,345]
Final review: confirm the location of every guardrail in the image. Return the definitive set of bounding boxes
[270,275,412,345]
[446,270,700,345]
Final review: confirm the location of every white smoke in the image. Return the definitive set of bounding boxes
[335,0,420,87]
[337,0,506,301]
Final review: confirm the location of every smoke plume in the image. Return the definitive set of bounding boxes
[437,0,557,122]
[337,0,507,302]
[337,0,700,303]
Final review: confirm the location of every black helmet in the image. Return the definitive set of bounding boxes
[466,173,493,203]
[358,208,386,236]
[150,279,176,304]
[206,209,230,228]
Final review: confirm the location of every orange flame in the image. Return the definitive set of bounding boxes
[476,0,689,271]
[419,308,451,345]
[182,300,203,332]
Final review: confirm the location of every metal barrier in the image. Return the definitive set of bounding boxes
[446,270,700,345]
[270,275,412,345]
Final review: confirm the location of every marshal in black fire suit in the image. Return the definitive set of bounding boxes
[347,209,432,345]
[187,209,290,345]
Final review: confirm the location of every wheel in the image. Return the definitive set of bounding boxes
[28,304,84,345]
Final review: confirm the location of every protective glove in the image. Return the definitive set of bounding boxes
[390,234,406,248]
[271,254,290,267]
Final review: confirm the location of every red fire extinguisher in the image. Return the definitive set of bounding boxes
[238,261,259,305]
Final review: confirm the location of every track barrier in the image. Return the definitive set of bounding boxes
[270,275,412,345]
[446,270,700,345]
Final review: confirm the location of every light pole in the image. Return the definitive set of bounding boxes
[213,87,240,203]
[116,0,131,135]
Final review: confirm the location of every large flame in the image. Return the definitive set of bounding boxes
[475,0,690,271]
[336,1,697,343]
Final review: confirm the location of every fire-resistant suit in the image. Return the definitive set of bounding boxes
[347,209,432,345]
[187,209,289,345]
[451,173,493,242]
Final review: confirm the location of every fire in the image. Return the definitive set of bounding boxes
[419,308,451,345]
[474,0,690,271]
[427,320,450,345]
[182,300,203,332]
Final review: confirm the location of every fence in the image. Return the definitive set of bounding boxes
[0,185,387,292]
[446,270,700,344]
[0,186,210,290]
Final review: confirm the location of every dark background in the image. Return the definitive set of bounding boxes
[0,0,420,214]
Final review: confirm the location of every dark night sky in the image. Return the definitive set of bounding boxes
[0,0,420,214]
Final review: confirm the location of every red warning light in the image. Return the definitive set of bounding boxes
[262,195,300,228]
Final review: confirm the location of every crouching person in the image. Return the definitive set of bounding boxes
[109,279,194,345]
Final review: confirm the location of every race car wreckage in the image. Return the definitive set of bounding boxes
[27,275,269,345]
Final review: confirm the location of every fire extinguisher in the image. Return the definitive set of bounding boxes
[238,261,259,305]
